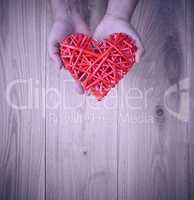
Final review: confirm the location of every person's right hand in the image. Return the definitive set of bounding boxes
[48,13,90,94]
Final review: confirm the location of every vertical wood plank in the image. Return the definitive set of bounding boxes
[0,0,46,199]
[118,0,190,199]
[188,0,194,199]
[46,1,118,200]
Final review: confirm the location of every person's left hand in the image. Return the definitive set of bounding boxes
[93,13,144,63]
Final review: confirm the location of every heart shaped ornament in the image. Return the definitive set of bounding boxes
[59,33,137,100]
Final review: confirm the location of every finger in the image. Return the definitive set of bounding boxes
[74,80,85,95]
[135,50,141,63]
[51,54,63,69]
[135,45,145,63]
[135,39,144,59]
[125,28,145,62]
[130,36,145,63]
[48,41,63,69]
[129,37,144,63]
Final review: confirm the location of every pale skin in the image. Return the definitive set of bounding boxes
[48,0,144,94]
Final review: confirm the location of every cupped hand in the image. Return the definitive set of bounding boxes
[93,13,144,63]
[48,14,90,94]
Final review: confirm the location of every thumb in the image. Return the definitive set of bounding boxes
[50,53,63,69]
[48,40,63,69]
[132,38,144,63]
[74,80,84,95]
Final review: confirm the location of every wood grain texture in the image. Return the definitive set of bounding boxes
[0,0,193,200]
[189,1,194,200]
[118,0,192,200]
[0,0,46,200]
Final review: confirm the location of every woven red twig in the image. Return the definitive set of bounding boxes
[59,32,137,100]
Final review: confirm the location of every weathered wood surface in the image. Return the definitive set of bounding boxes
[189,1,194,199]
[118,0,191,199]
[0,0,193,200]
[0,0,46,200]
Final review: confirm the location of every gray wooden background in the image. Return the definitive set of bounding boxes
[0,0,193,200]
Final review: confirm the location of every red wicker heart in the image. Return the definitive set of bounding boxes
[59,33,137,100]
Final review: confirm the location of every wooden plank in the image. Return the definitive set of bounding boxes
[118,0,190,199]
[46,1,117,200]
[0,0,46,199]
[188,0,194,199]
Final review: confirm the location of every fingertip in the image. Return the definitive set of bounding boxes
[135,51,141,63]
[139,45,145,56]
[74,80,85,95]
[50,53,63,69]
[135,46,145,63]
[131,36,144,57]
[135,54,140,63]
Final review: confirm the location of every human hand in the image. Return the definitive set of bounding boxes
[93,13,144,63]
[48,13,90,94]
